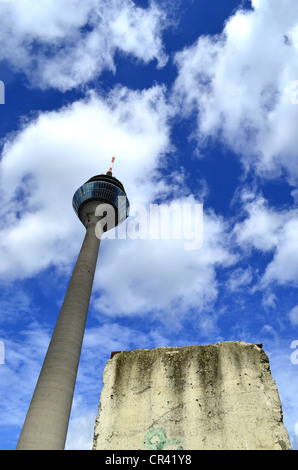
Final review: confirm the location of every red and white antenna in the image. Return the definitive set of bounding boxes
[108,156,116,173]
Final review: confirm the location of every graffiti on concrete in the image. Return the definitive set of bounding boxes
[144,427,183,450]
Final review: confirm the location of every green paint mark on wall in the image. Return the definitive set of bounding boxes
[144,428,183,450]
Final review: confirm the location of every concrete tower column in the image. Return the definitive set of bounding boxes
[16,167,130,450]
[16,218,101,450]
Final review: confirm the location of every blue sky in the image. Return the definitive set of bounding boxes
[0,0,298,450]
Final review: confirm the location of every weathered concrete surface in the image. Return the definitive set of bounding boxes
[93,342,291,450]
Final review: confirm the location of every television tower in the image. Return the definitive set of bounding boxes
[16,159,130,450]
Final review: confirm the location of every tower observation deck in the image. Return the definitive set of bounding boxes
[16,166,130,450]
[72,172,130,229]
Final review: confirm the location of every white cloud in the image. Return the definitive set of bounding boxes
[263,217,298,285]
[0,85,171,280]
[0,0,168,91]
[173,0,298,184]
[233,195,285,253]
[262,291,277,309]
[233,192,298,286]
[65,409,96,450]
[92,201,236,325]
[226,266,253,292]
[289,305,298,326]
[0,290,33,325]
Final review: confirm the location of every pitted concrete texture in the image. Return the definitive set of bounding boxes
[93,342,291,450]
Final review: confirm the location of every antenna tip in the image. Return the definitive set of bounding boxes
[107,156,116,174]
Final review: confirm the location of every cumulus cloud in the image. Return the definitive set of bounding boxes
[0,0,168,91]
[233,192,298,286]
[173,0,298,184]
[289,305,298,326]
[0,85,171,280]
[92,200,236,327]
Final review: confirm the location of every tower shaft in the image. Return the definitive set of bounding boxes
[16,221,100,450]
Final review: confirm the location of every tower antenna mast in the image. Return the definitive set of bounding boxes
[108,156,116,174]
